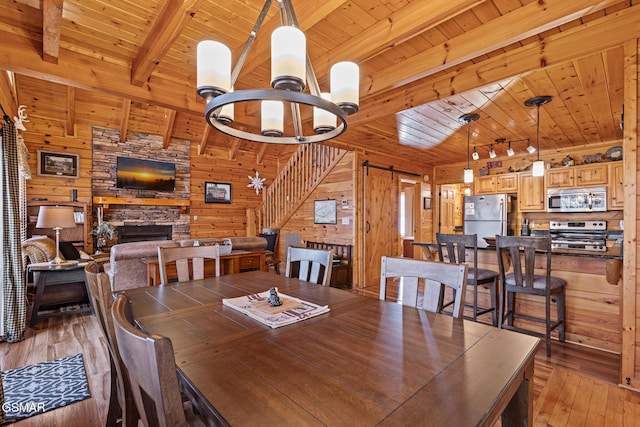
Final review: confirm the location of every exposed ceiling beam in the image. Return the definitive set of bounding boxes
[350,4,640,127]
[229,139,240,160]
[120,99,131,143]
[66,86,75,136]
[0,70,18,117]
[0,31,204,115]
[198,124,211,155]
[42,0,63,64]
[131,0,206,86]
[313,0,483,73]
[361,0,607,98]
[162,109,177,149]
[256,144,267,164]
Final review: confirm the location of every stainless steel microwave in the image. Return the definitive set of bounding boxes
[547,186,607,212]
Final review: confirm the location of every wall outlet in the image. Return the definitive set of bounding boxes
[341,217,349,225]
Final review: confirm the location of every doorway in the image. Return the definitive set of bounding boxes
[438,183,467,234]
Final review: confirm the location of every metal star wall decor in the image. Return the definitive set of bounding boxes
[247,170,266,195]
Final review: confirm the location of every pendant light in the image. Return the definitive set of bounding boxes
[524,96,553,176]
[459,113,480,184]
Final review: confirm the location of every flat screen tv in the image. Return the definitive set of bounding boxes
[116,157,176,192]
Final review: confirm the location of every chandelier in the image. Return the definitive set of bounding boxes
[196,0,359,144]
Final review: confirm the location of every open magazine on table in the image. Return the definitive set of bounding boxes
[222,288,330,328]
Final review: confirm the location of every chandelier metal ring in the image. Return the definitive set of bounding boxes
[204,89,349,144]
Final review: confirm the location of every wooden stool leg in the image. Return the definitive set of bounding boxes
[556,290,566,342]
[489,278,498,327]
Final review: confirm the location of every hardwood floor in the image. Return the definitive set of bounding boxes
[1,288,638,426]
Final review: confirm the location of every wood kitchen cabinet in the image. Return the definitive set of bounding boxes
[545,168,574,188]
[575,163,608,186]
[518,172,545,211]
[474,175,496,194]
[609,162,624,210]
[545,163,608,188]
[496,173,518,192]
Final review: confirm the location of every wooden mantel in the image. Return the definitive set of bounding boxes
[93,196,190,214]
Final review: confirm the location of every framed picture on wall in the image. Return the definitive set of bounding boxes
[205,182,232,204]
[37,150,80,178]
[314,199,337,224]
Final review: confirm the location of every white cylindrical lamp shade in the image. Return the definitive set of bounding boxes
[463,168,474,184]
[313,92,336,134]
[331,61,359,114]
[271,26,306,91]
[261,100,284,137]
[532,160,545,177]
[197,41,231,99]
[216,87,234,125]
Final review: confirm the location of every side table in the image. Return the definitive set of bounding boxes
[28,262,93,326]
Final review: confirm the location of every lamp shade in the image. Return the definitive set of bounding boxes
[463,168,474,184]
[271,26,306,91]
[331,61,359,114]
[196,41,232,97]
[261,100,284,137]
[532,160,545,177]
[313,92,337,133]
[36,206,76,229]
[216,87,234,125]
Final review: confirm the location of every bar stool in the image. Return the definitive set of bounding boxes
[495,235,566,357]
[436,233,499,326]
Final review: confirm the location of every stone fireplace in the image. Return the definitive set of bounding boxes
[91,127,191,247]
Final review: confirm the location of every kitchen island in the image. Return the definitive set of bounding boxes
[413,241,622,354]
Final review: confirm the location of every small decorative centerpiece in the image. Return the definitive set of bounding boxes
[267,287,283,307]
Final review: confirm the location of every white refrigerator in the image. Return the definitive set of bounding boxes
[463,194,514,248]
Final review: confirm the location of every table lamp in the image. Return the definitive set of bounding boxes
[36,205,77,265]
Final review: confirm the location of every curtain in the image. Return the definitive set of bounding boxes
[0,120,27,344]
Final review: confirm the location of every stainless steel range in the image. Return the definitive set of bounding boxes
[549,220,607,252]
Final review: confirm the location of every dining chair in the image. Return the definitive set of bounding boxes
[285,246,333,286]
[84,262,138,427]
[436,233,499,326]
[111,294,205,427]
[157,244,220,285]
[260,227,280,274]
[495,235,566,357]
[379,256,468,318]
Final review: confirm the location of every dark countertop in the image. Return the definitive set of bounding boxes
[412,241,623,260]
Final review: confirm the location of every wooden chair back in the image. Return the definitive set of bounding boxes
[495,235,552,292]
[112,294,187,427]
[285,246,333,286]
[379,256,468,318]
[157,245,220,284]
[84,262,138,426]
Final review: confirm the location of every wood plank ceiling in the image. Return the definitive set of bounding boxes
[0,0,635,167]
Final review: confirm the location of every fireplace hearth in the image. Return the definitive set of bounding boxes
[117,225,173,243]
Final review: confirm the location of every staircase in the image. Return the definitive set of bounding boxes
[256,144,348,231]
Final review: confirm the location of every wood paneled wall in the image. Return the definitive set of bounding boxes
[189,141,280,238]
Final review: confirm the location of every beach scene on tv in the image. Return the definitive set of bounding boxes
[116,157,176,192]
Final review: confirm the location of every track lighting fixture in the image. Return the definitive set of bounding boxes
[506,142,514,157]
[489,144,496,159]
[472,147,479,161]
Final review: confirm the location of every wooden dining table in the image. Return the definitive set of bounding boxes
[124,270,540,426]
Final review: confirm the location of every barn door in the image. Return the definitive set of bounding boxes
[362,166,398,288]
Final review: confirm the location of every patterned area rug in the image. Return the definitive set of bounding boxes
[1,353,91,421]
